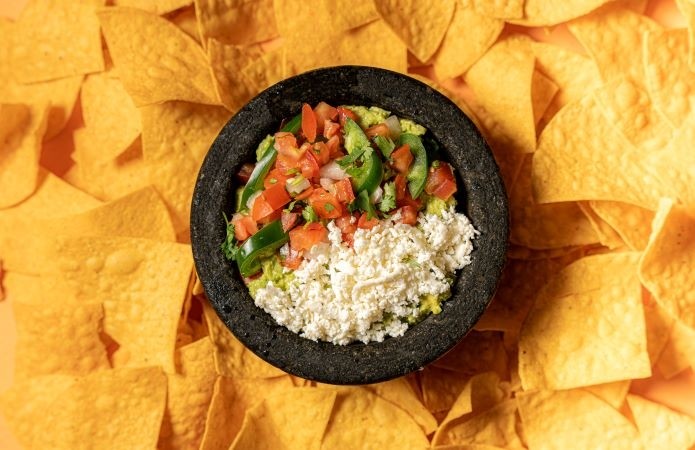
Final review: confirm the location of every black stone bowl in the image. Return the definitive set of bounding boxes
[191,66,508,385]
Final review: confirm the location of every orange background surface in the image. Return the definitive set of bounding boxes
[1,0,694,449]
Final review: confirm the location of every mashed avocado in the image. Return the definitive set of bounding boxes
[343,105,390,128]
[248,256,294,299]
[399,118,426,136]
[255,134,274,161]
[419,292,449,315]
[424,194,457,216]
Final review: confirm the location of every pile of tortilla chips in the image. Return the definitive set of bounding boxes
[1,0,695,448]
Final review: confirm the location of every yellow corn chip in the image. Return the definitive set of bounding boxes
[78,71,141,163]
[677,0,695,69]
[432,331,509,379]
[656,320,695,379]
[511,0,612,26]
[464,38,537,154]
[0,104,47,209]
[627,394,695,450]
[642,290,675,367]
[158,338,216,450]
[421,366,470,417]
[431,3,503,80]
[13,300,109,379]
[230,387,336,450]
[202,301,285,378]
[511,157,599,249]
[517,389,643,449]
[644,28,695,128]
[639,199,695,329]
[467,0,524,19]
[588,201,654,251]
[196,0,278,45]
[647,115,695,206]
[115,0,191,14]
[582,380,631,409]
[207,39,259,112]
[435,399,523,448]
[576,202,624,249]
[199,376,296,450]
[519,253,651,390]
[2,367,166,448]
[140,101,231,232]
[532,95,673,209]
[568,4,661,84]
[98,7,218,106]
[373,0,455,62]
[321,387,429,450]
[41,236,193,373]
[367,377,438,435]
[240,48,288,94]
[274,0,378,38]
[531,69,559,129]
[8,0,104,83]
[167,5,201,43]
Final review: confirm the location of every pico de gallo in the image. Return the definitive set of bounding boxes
[221,102,459,279]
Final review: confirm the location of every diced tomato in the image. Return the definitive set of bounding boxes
[394,174,407,201]
[281,211,300,232]
[274,132,299,158]
[294,186,314,200]
[276,154,301,174]
[365,123,390,139]
[314,102,338,133]
[289,222,328,252]
[236,163,255,184]
[301,103,317,143]
[299,149,321,180]
[325,134,343,158]
[282,246,303,269]
[308,188,342,219]
[258,208,281,225]
[425,163,458,201]
[391,144,413,174]
[323,120,340,139]
[335,214,357,246]
[357,212,379,229]
[398,205,418,225]
[251,195,275,222]
[333,178,355,203]
[263,168,289,189]
[311,141,330,166]
[262,183,291,210]
[232,214,258,241]
[337,106,358,127]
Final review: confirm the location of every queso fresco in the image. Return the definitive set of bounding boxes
[222,102,478,345]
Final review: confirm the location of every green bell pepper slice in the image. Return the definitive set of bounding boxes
[399,133,428,199]
[236,220,289,277]
[239,147,277,211]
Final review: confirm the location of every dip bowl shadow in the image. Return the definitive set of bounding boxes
[191,66,508,385]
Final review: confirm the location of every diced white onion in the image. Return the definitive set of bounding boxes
[246,190,262,210]
[286,176,310,195]
[320,177,335,191]
[319,161,347,180]
[370,185,383,204]
[384,115,401,139]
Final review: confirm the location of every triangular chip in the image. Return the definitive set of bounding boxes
[588,201,654,251]
[196,0,278,45]
[511,0,612,26]
[274,0,378,38]
[114,0,191,14]
[627,394,695,450]
[434,399,523,448]
[656,320,695,379]
[576,202,624,249]
[677,0,695,69]
[582,380,631,409]
[207,39,259,112]
[366,377,438,435]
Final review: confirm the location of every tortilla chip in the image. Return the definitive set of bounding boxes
[1,367,167,449]
[230,387,336,450]
[195,0,278,46]
[677,0,695,69]
[13,300,109,378]
[421,366,470,417]
[642,290,675,368]
[78,71,141,163]
[583,380,631,409]
[366,377,438,435]
[517,389,642,449]
[373,0,455,62]
[274,0,378,38]
[467,0,523,19]
[202,301,285,378]
[435,399,523,448]
[285,20,408,78]
[464,38,537,154]
[511,157,599,249]
[588,201,654,251]
[41,236,193,373]
[167,5,201,43]
[519,253,651,390]
[644,28,695,128]
[511,0,612,26]
[432,331,509,379]
[158,338,216,450]
[207,39,259,112]
[431,3,503,80]
[568,4,661,84]
[8,0,104,83]
[98,7,218,106]
[140,101,231,231]
[0,104,48,209]
[114,0,191,14]
[321,387,429,450]
[576,202,624,249]
[199,376,296,450]
[627,394,695,450]
[639,199,695,329]
[532,94,673,209]
[656,321,695,379]
[531,69,559,129]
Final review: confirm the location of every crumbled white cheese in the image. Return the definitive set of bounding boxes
[252,206,478,345]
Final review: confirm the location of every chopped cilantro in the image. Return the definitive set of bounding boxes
[378,181,396,212]
[374,135,396,158]
[220,213,240,261]
[302,205,318,223]
[324,203,335,212]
